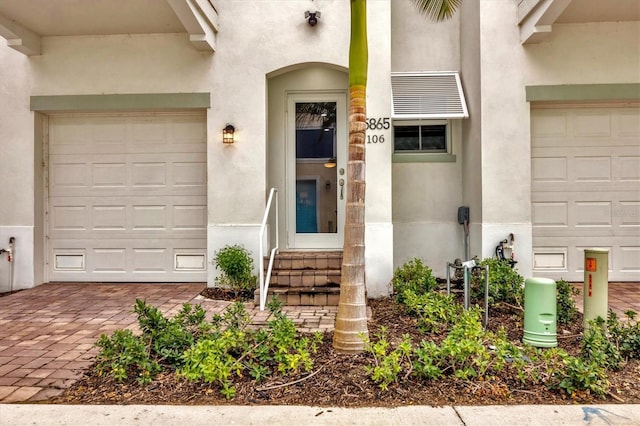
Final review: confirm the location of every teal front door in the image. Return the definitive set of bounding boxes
[296,179,318,233]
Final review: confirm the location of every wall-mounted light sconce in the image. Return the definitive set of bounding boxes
[223,124,235,144]
[305,10,321,26]
[324,157,336,168]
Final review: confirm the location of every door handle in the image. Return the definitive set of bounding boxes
[339,178,344,200]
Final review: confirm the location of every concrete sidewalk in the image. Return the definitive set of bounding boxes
[1,404,639,425]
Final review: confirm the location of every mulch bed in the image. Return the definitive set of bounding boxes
[46,293,640,407]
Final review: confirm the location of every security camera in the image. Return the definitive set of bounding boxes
[305,10,321,26]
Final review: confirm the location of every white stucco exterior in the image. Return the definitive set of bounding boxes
[0,0,638,294]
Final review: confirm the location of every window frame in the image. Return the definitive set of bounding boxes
[392,119,456,163]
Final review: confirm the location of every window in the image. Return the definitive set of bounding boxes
[393,120,449,153]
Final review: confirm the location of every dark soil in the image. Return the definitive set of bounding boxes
[48,293,640,407]
[199,286,254,302]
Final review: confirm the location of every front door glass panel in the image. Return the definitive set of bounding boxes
[295,101,338,235]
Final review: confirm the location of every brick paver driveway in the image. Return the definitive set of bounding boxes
[0,283,209,402]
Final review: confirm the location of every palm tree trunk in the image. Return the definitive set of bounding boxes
[332,0,461,353]
[333,0,369,353]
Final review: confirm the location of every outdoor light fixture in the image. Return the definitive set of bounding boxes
[305,10,321,26]
[223,124,235,144]
[324,157,336,168]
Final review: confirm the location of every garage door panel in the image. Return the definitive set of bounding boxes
[532,201,568,227]
[532,106,640,281]
[173,162,207,187]
[50,157,205,196]
[617,110,640,137]
[48,113,207,282]
[574,201,612,227]
[50,162,89,189]
[620,201,640,226]
[620,156,640,181]
[572,110,612,137]
[50,200,206,236]
[532,157,568,182]
[92,248,127,273]
[574,156,611,181]
[49,239,207,282]
[92,163,127,187]
[620,247,640,273]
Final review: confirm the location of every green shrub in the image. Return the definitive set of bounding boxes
[473,258,524,307]
[435,308,492,379]
[363,328,413,391]
[401,290,462,333]
[582,317,622,371]
[179,299,322,398]
[213,245,257,294]
[95,297,324,399]
[133,299,196,367]
[361,303,615,398]
[391,258,438,303]
[554,356,609,398]
[556,279,579,325]
[607,309,640,360]
[95,329,160,385]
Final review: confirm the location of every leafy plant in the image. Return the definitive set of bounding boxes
[213,244,257,294]
[607,309,640,360]
[95,329,160,385]
[180,329,248,399]
[554,356,609,398]
[95,296,325,399]
[179,298,321,398]
[556,279,579,325]
[133,299,196,367]
[581,317,622,371]
[401,290,462,333]
[391,258,438,303]
[473,258,524,307]
[363,328,413,390]
[435,308,492,379]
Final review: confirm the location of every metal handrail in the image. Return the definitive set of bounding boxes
[259,188,279,311]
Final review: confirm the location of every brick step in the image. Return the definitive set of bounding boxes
[254,286,340,307]
[266,251,343,272]
[258,250,343,306]
[269,269,341,287]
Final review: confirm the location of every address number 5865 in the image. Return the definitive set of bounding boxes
[366,117,390,130]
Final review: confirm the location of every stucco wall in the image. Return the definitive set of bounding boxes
[523,21,640,85]
[391,0,460,72]
[0,38,35,290]
[0,38,33,225]
[459,0,483,262]
[390,1,465,274]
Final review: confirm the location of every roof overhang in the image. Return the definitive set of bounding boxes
[0,0,218,56]
[518,0,640,45]
[391,72,468,120]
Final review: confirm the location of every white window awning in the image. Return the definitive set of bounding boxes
[391,72,469,119]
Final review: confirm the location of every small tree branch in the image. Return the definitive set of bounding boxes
[255,363,328,392]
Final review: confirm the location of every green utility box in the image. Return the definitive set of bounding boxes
[523,277,557,348]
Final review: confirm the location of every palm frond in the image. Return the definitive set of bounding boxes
[411,0,463,21]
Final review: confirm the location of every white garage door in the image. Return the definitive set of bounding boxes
[531,105,640,282]
[47,112,207,282]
